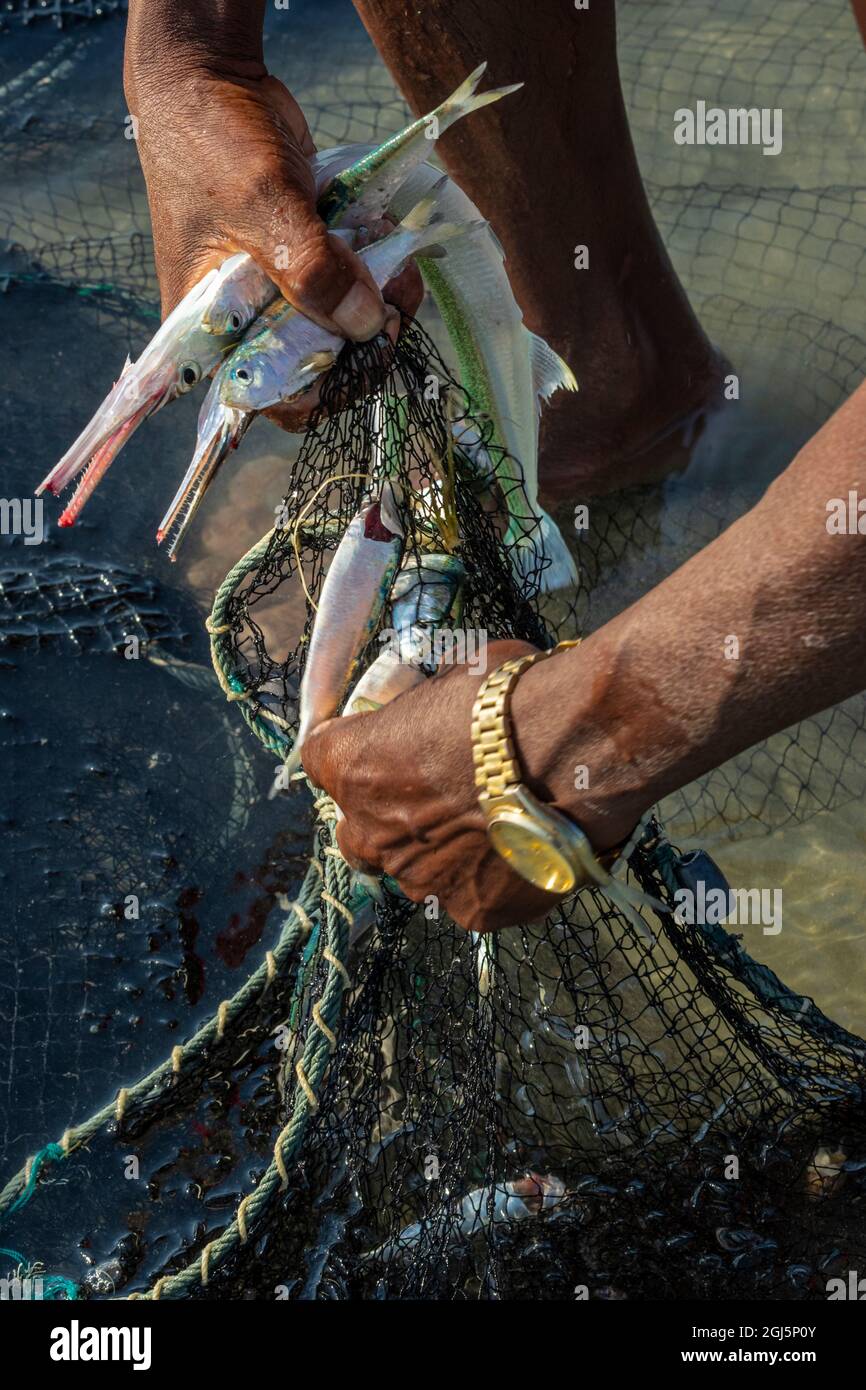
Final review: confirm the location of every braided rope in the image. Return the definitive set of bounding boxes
[1,491,358,1295]
[126,815,352,1299]
[207,527,303,760]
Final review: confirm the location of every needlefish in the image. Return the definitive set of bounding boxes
[362,1172,566,1265]
[36,62,518,528]
[159,191,480,554]
[36,254,276,523]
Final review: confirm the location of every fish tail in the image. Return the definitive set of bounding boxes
[269,741,302,796]
[506,508,579,594]
[398,188,487,260]
[435,62,523,134]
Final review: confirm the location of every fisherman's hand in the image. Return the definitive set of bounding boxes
[301,641,580,934]
[124,2,422,409]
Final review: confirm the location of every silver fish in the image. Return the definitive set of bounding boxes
[221,191,473,412]
[291,482,405,775]
[39,63,518,534]
[362,1172,566,1265]
[36,254,277,522]
[159,194,480,555]
[343,552,466,713]
[322,148,579,592]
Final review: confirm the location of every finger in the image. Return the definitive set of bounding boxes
[300,716,348,802]
[233,173,388,342]
[334,818,384,876]
[381,261,424,320]
[257,75,318,158]
[154,231,234,321]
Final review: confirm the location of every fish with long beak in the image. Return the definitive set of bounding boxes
[222,191,475,414]
[36,254,277,524]
[37,62,519,532]
[159,193,481,556]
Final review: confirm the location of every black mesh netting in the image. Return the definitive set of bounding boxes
[183,321,866,1302]
[1,0,865,1301]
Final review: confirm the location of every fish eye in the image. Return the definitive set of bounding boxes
[234,367,252,383]
[228,311,243,332]
[178,362,202,392]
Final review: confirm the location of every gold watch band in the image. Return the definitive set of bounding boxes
[470,642,625,893]
[471,642,578,803]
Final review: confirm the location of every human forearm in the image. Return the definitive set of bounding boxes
[301,384,866,931]
[514,378,866,846]
[124,0,267,100]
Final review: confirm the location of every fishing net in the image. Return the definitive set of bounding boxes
[1,0,865,1301]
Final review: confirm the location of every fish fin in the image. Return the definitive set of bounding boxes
[397,186,445,234]
[400,210,488,264]
[436,63,523,133]
[269,746,301,797]
[397,188,487,260]
[298,349,338,375]
[529,332,578,405]
[413,220,487,257]
[348,696,383,715]
[353,869,385,904]
[146,649,215,695]
[508,509,578,594]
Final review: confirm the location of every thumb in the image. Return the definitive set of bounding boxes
[298,716,344,799]
[234,175,388,342]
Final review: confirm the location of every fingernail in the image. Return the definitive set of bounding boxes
[332,282,386,341]
[383,307,401,347]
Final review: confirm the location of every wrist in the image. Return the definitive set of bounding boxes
[507,640,657,852]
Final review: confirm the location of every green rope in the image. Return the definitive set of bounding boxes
[0,1247,77,1300]
[207,527,296,759]
[5,1143,66,1217]
[127,810,352,1300]
[0,492,359,1299]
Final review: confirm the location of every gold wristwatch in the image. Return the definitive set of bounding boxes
[471,643,610,894]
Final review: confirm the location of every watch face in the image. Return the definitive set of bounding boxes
[488,817,576,894]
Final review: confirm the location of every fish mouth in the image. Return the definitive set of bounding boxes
[37,378,170,519]
[156,402,250,561]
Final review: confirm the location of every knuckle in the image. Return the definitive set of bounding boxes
[285,236,353,309]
